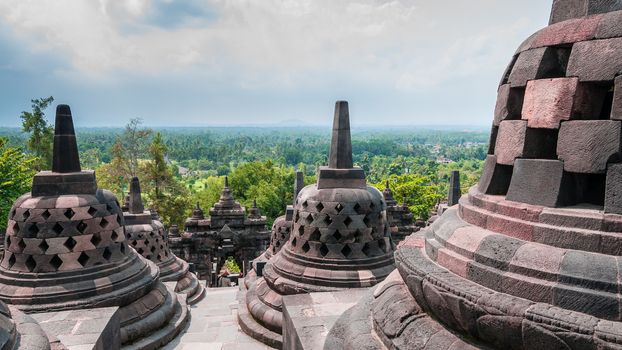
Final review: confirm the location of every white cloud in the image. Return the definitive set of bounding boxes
[0,0,549,91]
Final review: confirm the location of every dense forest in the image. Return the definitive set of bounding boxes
[0,99,488,229]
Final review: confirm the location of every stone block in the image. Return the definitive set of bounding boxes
[508,47,569,87]
[568,38,622,82]
[588,0,622,14]
[605,163,622,214]
[472,234,526,271]
[495,120,558,165]
[612,75,622,120]
[494,84,524,126]
[549,0,588,25]
[487,126,498,155]
[477,155,513,195]
[596,9,622,38]
[559,250,618,292]
[535,16,600,47]
[558,120,622,173]
[522,78,579,129]
[506,159,571,207]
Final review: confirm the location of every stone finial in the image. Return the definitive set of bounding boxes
[294,171,304,200]
[253,199,257,208]
[52,104,81,173]
[225,176,229,188]
[129,177,145,214]
[448,171,461,206]
[328,101,353,169]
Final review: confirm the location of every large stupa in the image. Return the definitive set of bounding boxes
[328,1,622,349]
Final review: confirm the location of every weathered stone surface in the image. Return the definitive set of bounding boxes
[506,159,569,207]
[596,9,622,38]
[549,0,588,24]
[494,84,524,126]
[508,47,569,87]
[605,163,622,214]
[568,37,622,82]
[557,120,622,173]
[495,120,558,165]
[612,75,622,120]
[477,155,513,195]
[522,78,578,129]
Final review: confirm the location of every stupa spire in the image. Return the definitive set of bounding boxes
[328,101,353,169]
[128,177,145,214]
[52,104,81,173]
[294,171,304,200]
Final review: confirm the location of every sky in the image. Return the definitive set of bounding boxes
[0,0,552,127]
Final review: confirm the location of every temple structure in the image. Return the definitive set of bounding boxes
[238,101,396,348]
[0,105,188,349]
[327,1,622,349]
[123,177,205,305]
[382,181,417,243]
[168,178,270,285]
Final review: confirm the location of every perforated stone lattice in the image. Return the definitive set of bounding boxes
[290,198,391,259]
[125,223,172,263]
[269,216,291,255]
[2,193,128,273]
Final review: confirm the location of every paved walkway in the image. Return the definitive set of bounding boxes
[163,286,274,350]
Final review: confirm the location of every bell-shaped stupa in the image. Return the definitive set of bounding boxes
[123,177,205,305]
[328,2,622,349]
[239,101,395,348]
[0,105,188,348]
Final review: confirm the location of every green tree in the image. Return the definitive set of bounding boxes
[0,138,37,229]
[374,174,443,220]
[20,96,54,170]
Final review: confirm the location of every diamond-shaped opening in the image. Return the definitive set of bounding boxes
[145,255,151,260]
[77,222,88,234]
[116,215,122,225]
[370,202,376,211]
[17,239,26,252]
[160,245,164,250]
[78,252,89,267]
[354,203,363,214]
[316,202,324,212]
[164,250,168,257]
[27,223,39,236]
[149,231,155,237]
[52,223,64,235]
[305,213,313,225]
[22,210,30,221]
[341,244,352,257]
[103,247,112,261]
[363,215,371,227]
[150,246,156,253]
[144,239,150,246]
[309,228,321,241]
[335,203,344,213]
[120,243,126,254]
[291,237,297,247]
[50,255,62,270]
[88,207,97,216]
[111,230,119,241]
[302,200,308,209]
[9,209,15,220]
[91,233,102,247]
[138,233,144,239]
[41,210,51,220]
[131,240,138,246]
[362,243,371,256]
[99,218,109,228]
[319,243,329,257]
[137,247,144,255]
[64,237,77,251]
[324,215,332,226]
[5,237,10,249]
[25,256,36,272]
[298,225,305,236]
[344,216,353,227]
[7,254,15,268]
[39,239,49,253]
[64,208,75,219]
[106,204,113,213]
[301,241,310,253]
[12,222,19,233]
[333,230,342,241]
[275,241,281,248]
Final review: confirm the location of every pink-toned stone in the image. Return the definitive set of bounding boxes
[522,78,579,129]
[496,200,543,222]
[494,120,527,165]
[459,203,488,229]
[445,226,490,259]
[532,15,601,48]
[486,213,534,241]
[436,248,470,278]
[508,242,565,278]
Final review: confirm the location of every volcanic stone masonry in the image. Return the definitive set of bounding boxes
[382,180,418,244]
[326,1,622,349]
[0,105,189,349]
[238,101,396,348]
[168,177,270,286]
[122,177,205,305]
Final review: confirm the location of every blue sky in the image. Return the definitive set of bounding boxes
[0,1,551,127]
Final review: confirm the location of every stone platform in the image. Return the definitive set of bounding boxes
[164,284,274,350]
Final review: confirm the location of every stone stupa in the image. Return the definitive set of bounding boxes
[328,1,622,349]
[0,105,188,349]
[123,177,205,305]
[239,101,396,348]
